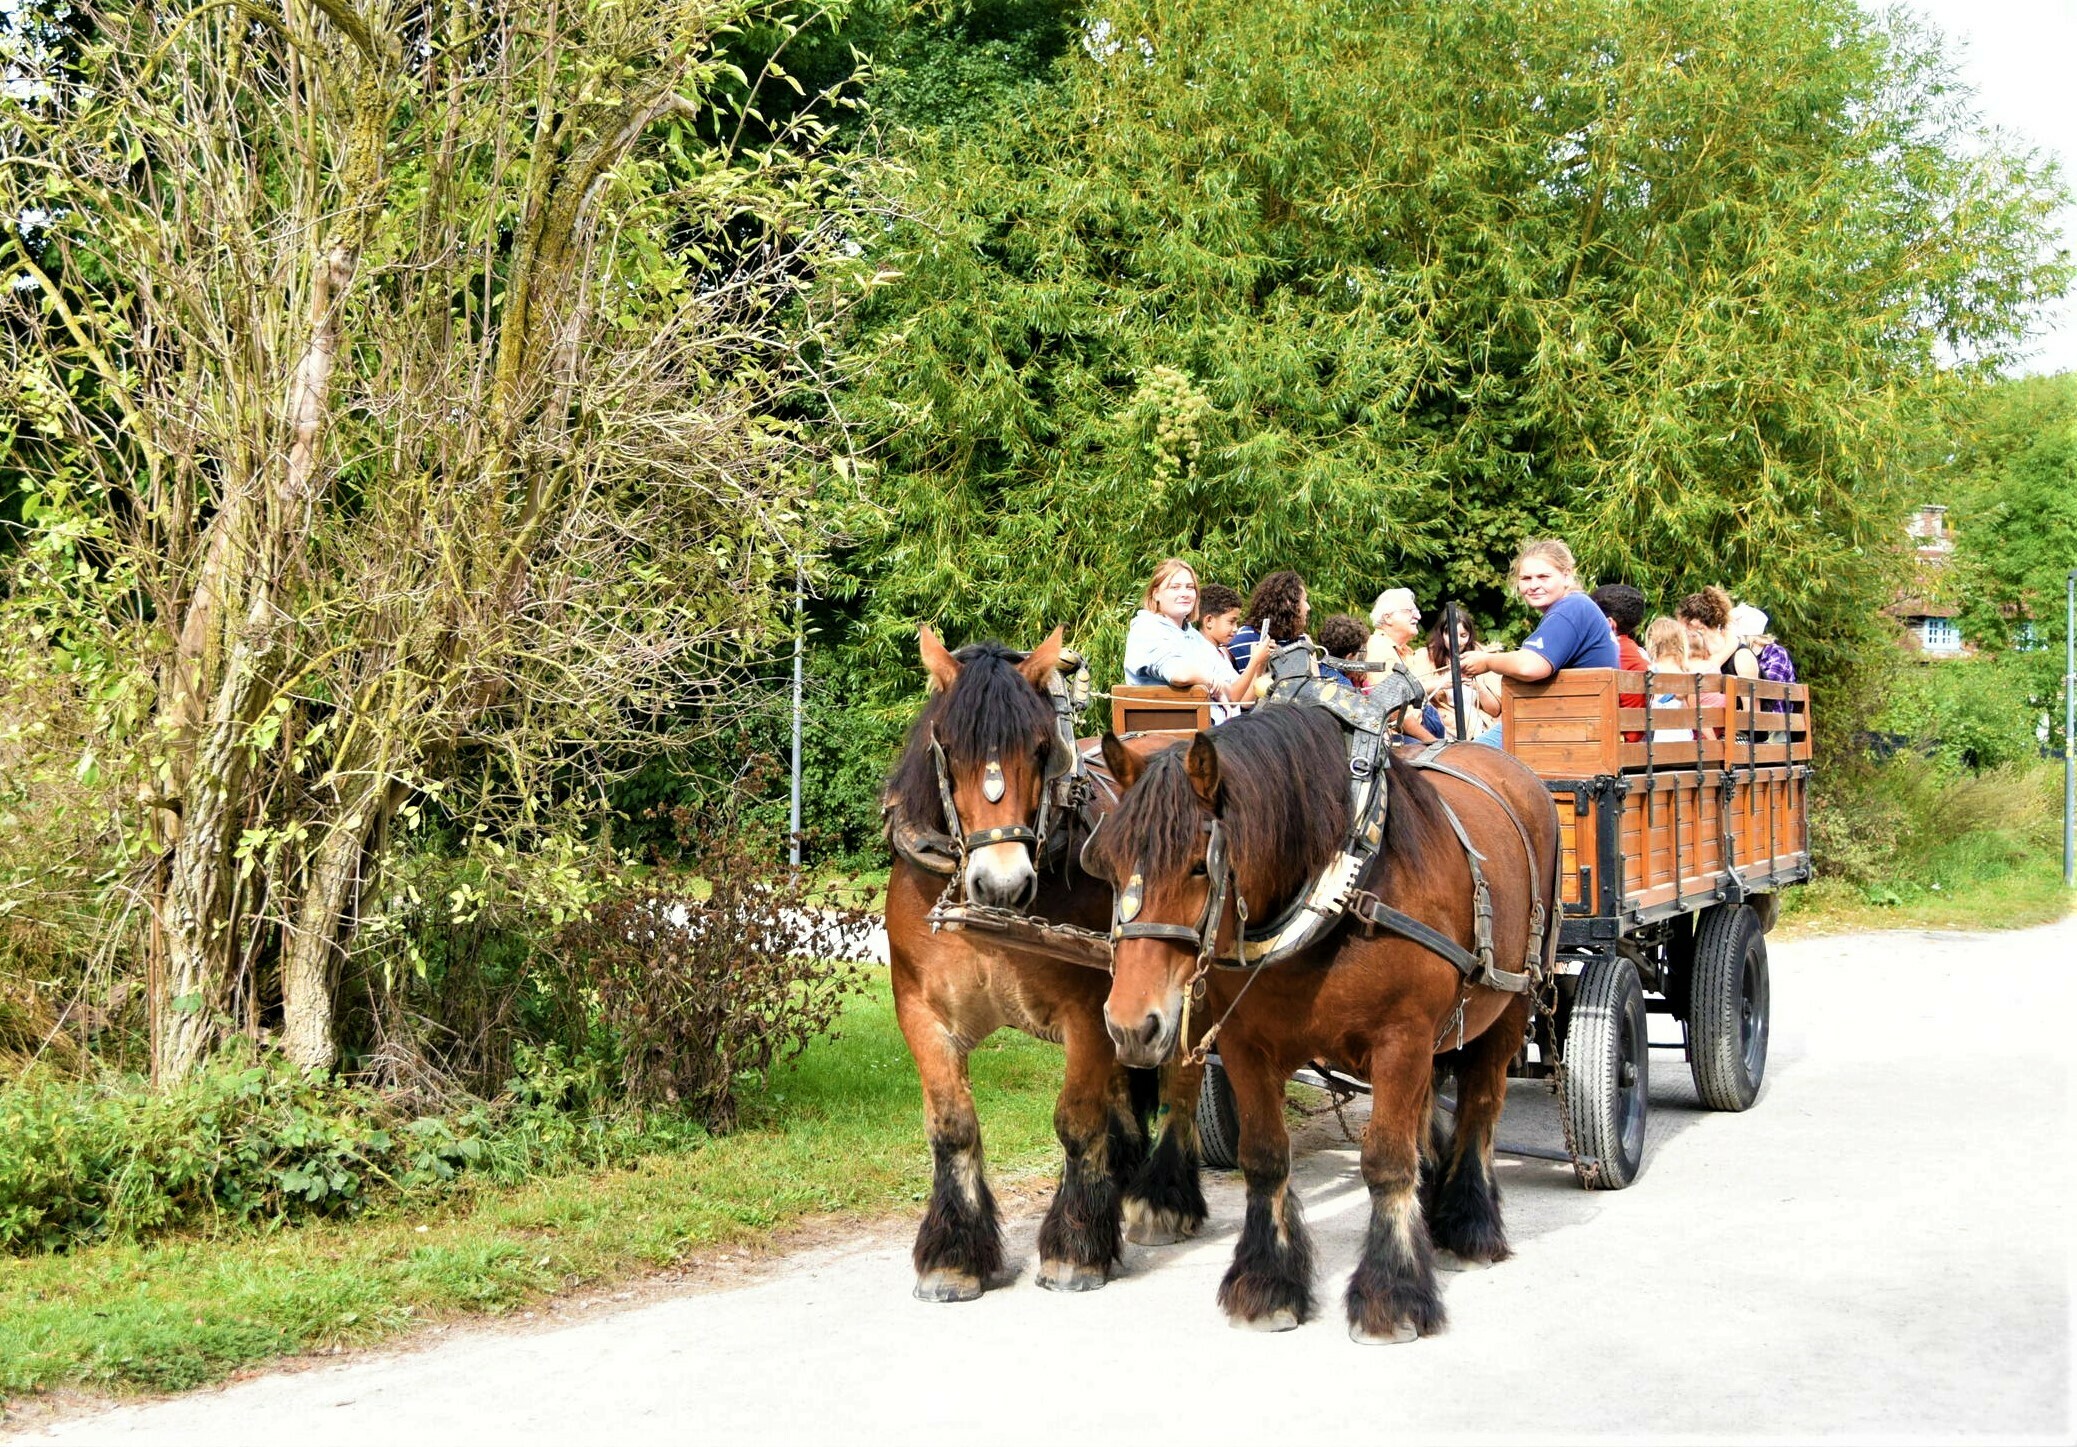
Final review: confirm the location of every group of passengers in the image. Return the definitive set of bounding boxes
[1120,541,1795,748]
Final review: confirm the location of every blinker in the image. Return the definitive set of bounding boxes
[1119,871,1144,922]
[982,758,1006,803]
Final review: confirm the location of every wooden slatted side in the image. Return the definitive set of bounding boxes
[1501,671,1620,776]
[1610,768,1811,918]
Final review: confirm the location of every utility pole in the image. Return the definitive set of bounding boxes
[790,562,804,870]
[2064,569,2074,888]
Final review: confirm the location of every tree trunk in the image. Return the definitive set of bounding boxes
[279,780,390,1071]
[153,614,276,1081]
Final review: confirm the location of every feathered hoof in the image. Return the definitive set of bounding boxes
[913,1270,983,1303]
[1228,1307,1300,1333]
[1124,1200,1202,1246]
[1435,1249,1497,1274]
[1034,1259,1111,1293]
[1348,1319,1421,1345]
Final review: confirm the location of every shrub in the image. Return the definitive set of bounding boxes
[0,1046,708,1256]
[1809,752,2059,902]
[550,825,869,1129]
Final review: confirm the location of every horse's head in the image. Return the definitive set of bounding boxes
[890,624,1070,907]
[1089,709,1349,1066]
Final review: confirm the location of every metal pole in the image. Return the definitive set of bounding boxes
[1445,601,1469,743]
[2064,569,2074,888]
[789,563,804,871]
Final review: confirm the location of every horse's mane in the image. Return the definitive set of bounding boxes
[887,642,1056,831]
[1095,705,1453,910]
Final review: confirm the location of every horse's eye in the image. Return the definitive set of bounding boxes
[1189,861,1209,878]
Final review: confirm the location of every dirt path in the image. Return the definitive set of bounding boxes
[25,921,2074,1443]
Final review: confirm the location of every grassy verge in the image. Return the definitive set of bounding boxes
[0,974,1060,1401]
[1780,856,2073,937]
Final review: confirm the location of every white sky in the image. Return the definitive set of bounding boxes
[1902,0,2077,375]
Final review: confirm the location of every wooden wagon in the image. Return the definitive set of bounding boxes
[1501,667,1813,1188]
[1126,666,1815,1191]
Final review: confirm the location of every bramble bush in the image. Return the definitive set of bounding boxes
[551,822,870,1129]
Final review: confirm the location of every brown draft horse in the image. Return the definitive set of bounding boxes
[1093,703,1559,1341]
[884,626,1208,1302]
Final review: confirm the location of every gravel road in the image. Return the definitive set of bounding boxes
[28,920,2074,1444]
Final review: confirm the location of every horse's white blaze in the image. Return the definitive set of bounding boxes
[963,841,1034,901]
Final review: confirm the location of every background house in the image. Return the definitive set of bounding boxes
[1890,503,1969,657]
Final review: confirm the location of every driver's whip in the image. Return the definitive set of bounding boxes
[1445,601,1469,743]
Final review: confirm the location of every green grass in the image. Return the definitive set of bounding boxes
[0,975,1063,1400]
[1781,854,2073,937]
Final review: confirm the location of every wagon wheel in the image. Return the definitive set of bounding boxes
[1689,902,1770,1111]
[1562,956,1648,1190]
[1196,1056,1242,1170]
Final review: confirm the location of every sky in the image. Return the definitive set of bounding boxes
[1903,0,2077,375]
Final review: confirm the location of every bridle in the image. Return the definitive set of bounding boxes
[926,728,1072,862]
[1106,811,1266,1067]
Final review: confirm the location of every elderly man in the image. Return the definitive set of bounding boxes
[1365,587,1441,741]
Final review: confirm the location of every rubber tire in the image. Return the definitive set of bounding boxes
[1688,902,1770,1111]
[1196,1057,1241,1170]
[1562,956,1649,1190]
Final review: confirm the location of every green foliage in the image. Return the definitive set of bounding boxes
[1808,755,2060,908]
[1935,372,2077,740]
[1875,656,2051,771]
[0,976,1067,1396]
[0,1050,648,1253]
[830,0,2069,717]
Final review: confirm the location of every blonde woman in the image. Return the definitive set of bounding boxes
[1460,539,1619,745]
[1122,558,1236,697]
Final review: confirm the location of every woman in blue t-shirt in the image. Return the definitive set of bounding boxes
[1459,538,1617,746]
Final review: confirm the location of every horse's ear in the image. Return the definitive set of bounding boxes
[919,624,961,693]
[1100,732,1144,791]
[1017,626,1065,687]
[1184,732,1223,810]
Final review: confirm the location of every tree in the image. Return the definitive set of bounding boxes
[1940,372,2077,745]
[0,1,869,1079]
[831,0,2070,710]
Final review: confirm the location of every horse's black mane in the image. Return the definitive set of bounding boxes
[1095,704,1450,909]
[888,642,1055,831]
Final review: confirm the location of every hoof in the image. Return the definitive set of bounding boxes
[1124,1201,1202,1246]
[914,1270,983,1303]
[1229,1307,1300,1333]
[1435,1250,1496,1274]
[1035,1260,1110,1293]
[1349,1319,1421,1345]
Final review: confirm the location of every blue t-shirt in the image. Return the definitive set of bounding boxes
[1521,591,1620,674]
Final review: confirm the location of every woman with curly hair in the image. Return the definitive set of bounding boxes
[1677,584,1760,680]
[1227,569,1310,675]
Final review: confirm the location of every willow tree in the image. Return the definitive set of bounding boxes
[0,1,868,1078]
[835,0,2069,698]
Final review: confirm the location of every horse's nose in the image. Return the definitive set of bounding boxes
[1104,1005,1168,1061]
[964,846,1035,907]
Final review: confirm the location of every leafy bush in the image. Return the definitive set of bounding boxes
[1875,655,2050,771]
[0,1048,707,1256]
[551,825,870,1129]
[1810,753,2059,903]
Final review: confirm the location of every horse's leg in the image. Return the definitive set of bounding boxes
[1035,1013,1127,1292]
[1347,1028,1446,1344]
[1215,1043,1315,1330]
[1123,1055,1209,1246]
[1429,994,1529,1271]
[896,997,1000,1303]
